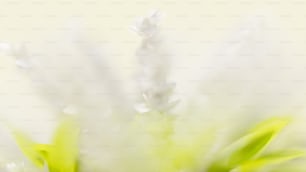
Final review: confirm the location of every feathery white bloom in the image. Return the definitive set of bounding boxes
[133,11,179,113]
[8,35,133,118]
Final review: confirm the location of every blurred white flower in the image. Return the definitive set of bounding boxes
[133,11,179,113]
[0,10,305,172]
[131,11,160,38]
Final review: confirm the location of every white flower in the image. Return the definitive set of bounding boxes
[133,11,179,113]
[132,10,160,38]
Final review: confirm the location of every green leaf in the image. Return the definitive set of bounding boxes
[12,129,45,168]
[47,117,80,172]
[238,150,305,172]
[229,117,290,166]
[12,117,80,172]
[207,117,290,171]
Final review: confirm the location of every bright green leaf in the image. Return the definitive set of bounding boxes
[12,129,45,168]
[238,150,305,172]
[47,117,80,172]
[12,117,80,172]
[207,117,290,171]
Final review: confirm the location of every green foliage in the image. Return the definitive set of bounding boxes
[9,115,305,172]
[12,117,80,172]
[238,150,305,171]
[207,117,304,172]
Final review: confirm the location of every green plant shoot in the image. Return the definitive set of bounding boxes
[12,117,80,172]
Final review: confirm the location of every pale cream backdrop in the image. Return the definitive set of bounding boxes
[0,0,306,161]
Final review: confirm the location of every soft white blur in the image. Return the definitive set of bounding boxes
[0,0,306,170]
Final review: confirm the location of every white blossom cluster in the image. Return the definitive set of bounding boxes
[133,11,178,113]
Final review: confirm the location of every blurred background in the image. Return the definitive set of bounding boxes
[0,0,306,164]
